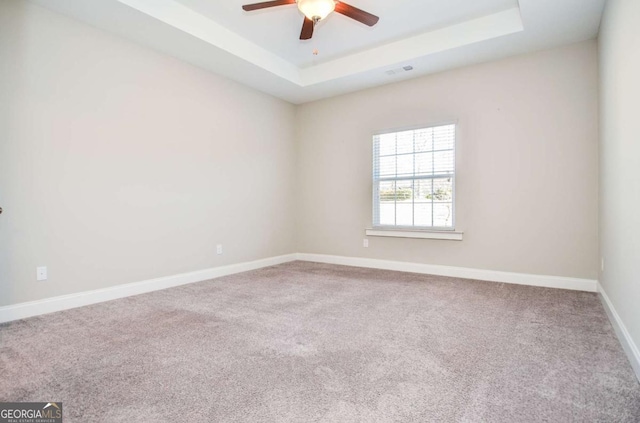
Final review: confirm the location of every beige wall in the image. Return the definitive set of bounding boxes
[0,1,296,306]
[296,41,599,279]
[0,1,603,310]
[599,0,640,353]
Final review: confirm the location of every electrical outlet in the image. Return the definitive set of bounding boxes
[36,266,47,281]
[217,244,223,255]
[363,239,369,248]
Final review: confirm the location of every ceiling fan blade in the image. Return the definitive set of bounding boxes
[335,2,379,26]
[300,17,314,40]
[242,0,295,12]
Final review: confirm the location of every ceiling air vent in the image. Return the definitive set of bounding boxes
[385,65,414,76]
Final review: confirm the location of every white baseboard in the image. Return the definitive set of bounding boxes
[0,252,599,325]
[0,254,297,324]
[295,253,598,292]
[598,283,640,382]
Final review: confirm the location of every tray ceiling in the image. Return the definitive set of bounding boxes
[28,0,606,103]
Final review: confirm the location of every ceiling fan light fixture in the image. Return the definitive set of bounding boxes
[297,0,335,21]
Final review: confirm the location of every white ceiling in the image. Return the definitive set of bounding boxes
[174,0,519,67]
[29,0,606,104]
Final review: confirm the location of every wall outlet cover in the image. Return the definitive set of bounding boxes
[36,266,47,281]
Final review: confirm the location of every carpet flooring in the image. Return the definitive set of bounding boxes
[1,261,639,422]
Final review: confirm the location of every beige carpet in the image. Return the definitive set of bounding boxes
[1,261,639,422]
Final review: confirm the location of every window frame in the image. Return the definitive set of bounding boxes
[372,122,457,232]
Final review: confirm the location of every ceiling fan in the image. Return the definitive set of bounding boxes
[242,0,379,40]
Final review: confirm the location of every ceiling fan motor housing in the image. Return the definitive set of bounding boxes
[242,0,379,41]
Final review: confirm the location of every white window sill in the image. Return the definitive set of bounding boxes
[365,228,464,241]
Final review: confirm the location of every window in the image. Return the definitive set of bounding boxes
[373,123,456,230]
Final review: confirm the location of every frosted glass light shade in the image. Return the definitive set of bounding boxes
[297,0,335,21]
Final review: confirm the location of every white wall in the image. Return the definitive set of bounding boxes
[0,1,296,306]
[296,41,599,279]
[599,0,640,358]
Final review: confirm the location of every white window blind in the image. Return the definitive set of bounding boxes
[373,124,456,230]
